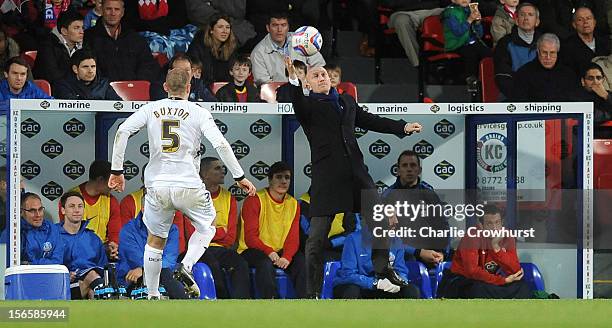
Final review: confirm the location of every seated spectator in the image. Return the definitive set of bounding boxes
[186,157,250,299]
[0,192,64,265]
[185,0,256,49]
[84,0,103,30]
[593,54,612,91]
[58,191,108,299]
[491,0,518,46]
[494,2,542,99]
[382,150,448,267]
[216,55,260,102]
[250,12,325,86]
[150,53,217,101]
[83,0,160,82]
[571,63,612,139]
[511,33,576,101]
[333,231,420,299]
[191,56,203,79]
[0,57,53,100]
[298,188,358,262]
[0,30,20,73]
[387,3,445,67]
[437,205,532,299]
[531,0,608,41]
[187,13,238,84]
[324,63,344,95]
[42,0,74,30]
[276,59,306,102]
[238,161,306,298]
[117,210,188,299]
[560,6,610,81]
[124,0,197,59]
[53,49,121,99]
[65,160,121,259]
[442,0,492,84]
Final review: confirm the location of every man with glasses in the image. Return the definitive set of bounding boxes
[510,33,576,101]
[0,193,64,265]
[572,63,612,138]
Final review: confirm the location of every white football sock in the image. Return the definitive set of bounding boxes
[144,244,163,297]
[181,228,214,272]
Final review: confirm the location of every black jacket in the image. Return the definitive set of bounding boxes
[186,30,232,85]
[33,29,78,83]
[53,74,121,100]
[570,87,612,124]
[531,0,609,40]
[289,83,408,217]
[561,33,610,80]
[83,21,160,82]
[494,27,542,97]
[215,82,260,102]
[510,59,577,102]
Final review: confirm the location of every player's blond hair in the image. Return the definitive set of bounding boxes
[165,68,190,94]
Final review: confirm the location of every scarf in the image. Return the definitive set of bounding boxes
[503,4,517,20]
[518,28,534,45]
[308,87,342,114]
[43,0,71,30]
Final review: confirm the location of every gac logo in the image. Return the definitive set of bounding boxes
[368,139,391,159]
[63,118,86,138]
[215,119,228,135]
[21,118,41,138]
[21,160,41,180]
[249,161,270,180]
[434,160,455,180]
[250,119,272,139]
[123,161,140,181]
[413,140,434,159]
[41,181,63,201]
[231,140,250,160]
[41,139,63,159]
[63,160,85,180]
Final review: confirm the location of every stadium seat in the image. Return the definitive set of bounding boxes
[406,261,433,299]
[249,268,296,299]
[210,82,228,95]
[110,81,151,101]
[433,261,452,298]
[337,82,358,101]
[33,79,51,96]
[192,263,217,300]
[321,261,341,299]
[260,82,285,103]
[21,50,37,69]
[520,262,545,292]
[479,57,499,102]
[374,5,397,84]
[152,52,169,68]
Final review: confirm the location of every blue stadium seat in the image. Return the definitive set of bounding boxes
[520,262,545,291]
[249,268,296,299]
[321,261,341,299]
[192,263,217,300]
[406,261,433,299]
[433,261,452,298]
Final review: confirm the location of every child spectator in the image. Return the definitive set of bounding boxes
[191,57,203,80]
[216,54,260,102]
[276,59,307,103]
[442,0,492,84]
[491,0,518,46]
[325,63,344,94]
[83,0,103,30]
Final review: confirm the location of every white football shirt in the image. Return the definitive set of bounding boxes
[111,98,244,188]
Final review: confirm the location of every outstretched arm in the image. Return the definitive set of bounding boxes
[354,100,422,135]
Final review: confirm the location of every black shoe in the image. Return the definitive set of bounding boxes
[378,266,410,288]
[173,263,200,299]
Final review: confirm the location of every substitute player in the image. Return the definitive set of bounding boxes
[108,68,256,300]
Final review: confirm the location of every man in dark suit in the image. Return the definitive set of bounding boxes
[285,58,423,298]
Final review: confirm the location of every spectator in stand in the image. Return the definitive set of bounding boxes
[276,59,307,103]
[491,0,518,46]
[150,52,217,101]
[41,0,74,31]
[34,10,84,83]
[53,49,121,99]
[191,57,203,79]
[124,0,197,59]
[185,0,256,49]
[494,2,542,99]
[187,13,238,84]
[571,63,612,138]
[250,12,325,86]
[324,63,344,95]
[0,57,52,100]
[560,6,610,81]
[511,33,576,101]
[83,0,160,82]
[238,161,306,298]
[0,30,20,73]
[84,0,103,30]
[216,55,260,102]
[531,0,608,41]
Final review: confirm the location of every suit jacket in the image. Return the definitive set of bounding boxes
[289,83,407,217]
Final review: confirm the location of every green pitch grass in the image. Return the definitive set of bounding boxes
[1,300,611,328]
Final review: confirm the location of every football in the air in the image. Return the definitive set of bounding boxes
[291,26,323,56]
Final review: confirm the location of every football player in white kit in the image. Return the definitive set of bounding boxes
[108,69,256,299]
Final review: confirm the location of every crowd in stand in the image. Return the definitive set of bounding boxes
[0,0,606,300]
